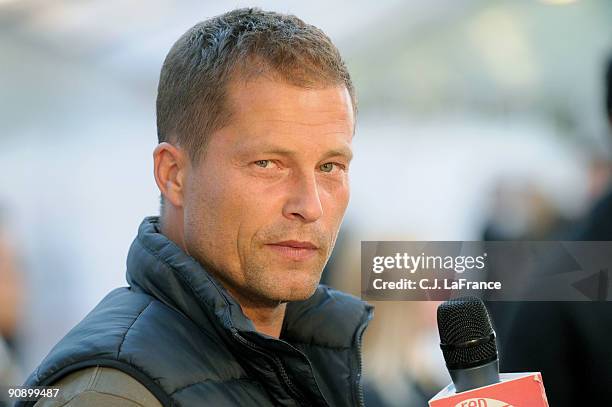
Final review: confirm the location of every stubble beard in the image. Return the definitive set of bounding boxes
[238,248,329,306]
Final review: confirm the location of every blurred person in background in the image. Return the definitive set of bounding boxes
[18,8,373,407]
[482,177,572,241]
[498,54,612,406]
[569,55,612,240]
[0,208,24,407]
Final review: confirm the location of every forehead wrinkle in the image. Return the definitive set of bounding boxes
[228,80,353,115]
[249,117,354,139]
[257,117,351,127]
[233,139,353,162]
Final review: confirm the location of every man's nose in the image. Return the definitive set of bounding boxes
[282,172,323,223]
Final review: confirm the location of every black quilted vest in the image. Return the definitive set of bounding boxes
[19,217,373,407]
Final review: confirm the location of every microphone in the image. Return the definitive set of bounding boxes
[429,297,549,407]
[437,296,500,392]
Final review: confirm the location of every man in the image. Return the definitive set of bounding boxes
[21,8,372,407]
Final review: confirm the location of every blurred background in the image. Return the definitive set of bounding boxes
[1,0,611,406]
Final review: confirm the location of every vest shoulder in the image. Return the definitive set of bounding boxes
[29,288,246,399]
[35,366,162,407]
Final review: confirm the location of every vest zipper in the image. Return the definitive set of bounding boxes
[233,332,309,406]
[352,315,370,407]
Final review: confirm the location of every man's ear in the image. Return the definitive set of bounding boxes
[153,142,188,208]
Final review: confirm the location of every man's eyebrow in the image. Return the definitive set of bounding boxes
[257,147,296,157]
[320,147,353,162]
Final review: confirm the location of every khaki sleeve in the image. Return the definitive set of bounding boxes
[33,366,163,407]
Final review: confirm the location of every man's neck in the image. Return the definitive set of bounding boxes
[159,212,188,253]
[226,288,287,338]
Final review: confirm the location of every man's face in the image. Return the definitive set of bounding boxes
[182,76,354,305]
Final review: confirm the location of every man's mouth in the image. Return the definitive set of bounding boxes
[265,240,319,261]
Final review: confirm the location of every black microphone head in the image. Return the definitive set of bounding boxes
[437,296,498,370]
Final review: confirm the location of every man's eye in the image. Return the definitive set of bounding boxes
[320,163,335,173]
[255,160,271,168]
